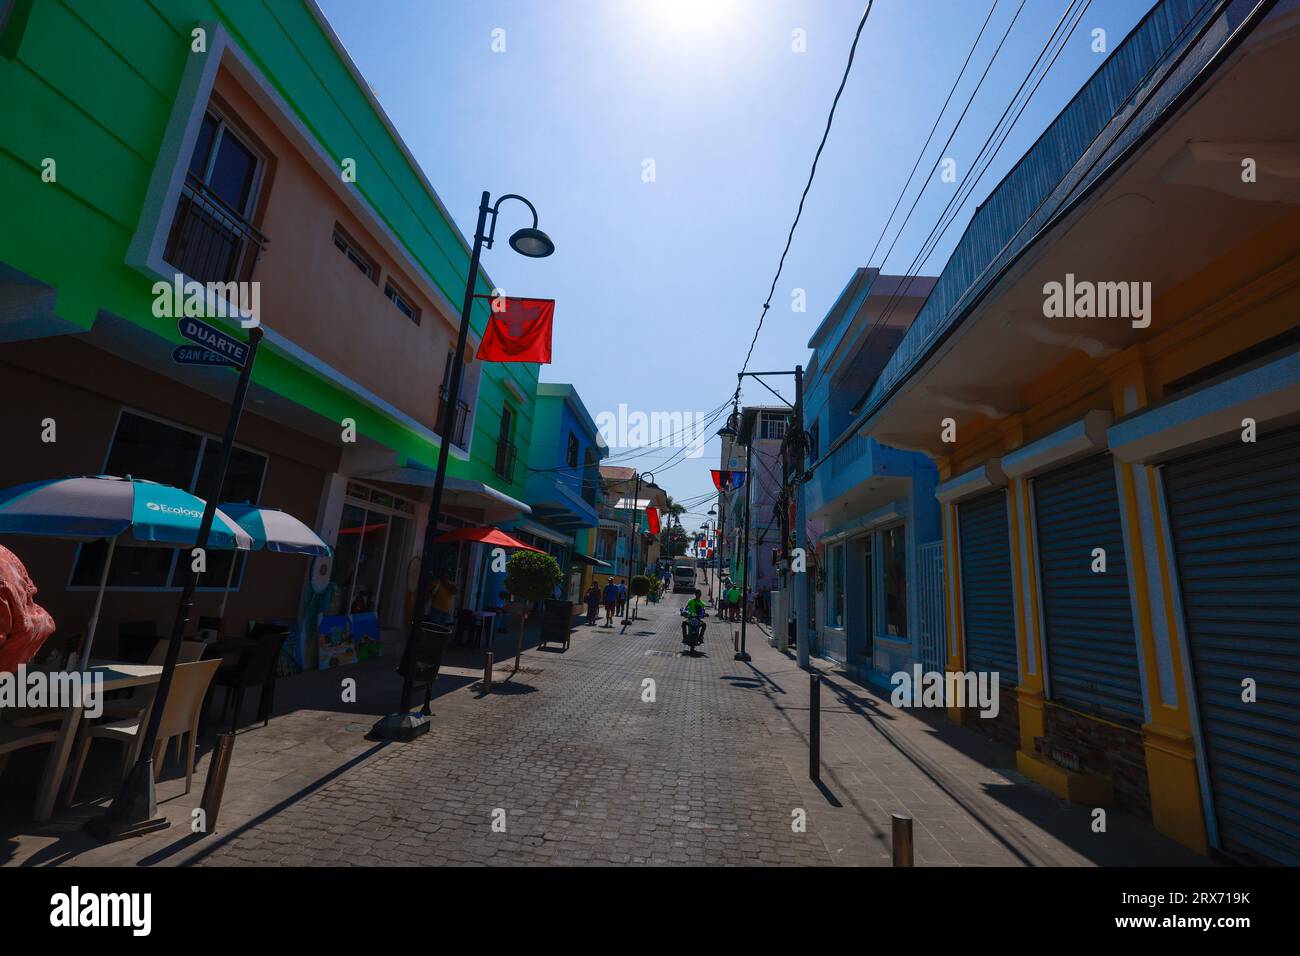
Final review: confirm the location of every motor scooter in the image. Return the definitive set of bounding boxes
[680,607,705,656]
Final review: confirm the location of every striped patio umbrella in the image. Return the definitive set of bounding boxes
[0,475,253,668]
[214,504,331,616]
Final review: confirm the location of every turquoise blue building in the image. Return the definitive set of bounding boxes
[799,269,943,686]
[500,383,607,606]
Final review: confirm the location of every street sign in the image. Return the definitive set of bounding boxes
[172,344,237,367]
[176,316,249,367]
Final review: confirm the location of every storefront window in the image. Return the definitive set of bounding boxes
[881,524,907,637]
[70,411,265,589]
[328,487,416,624]
[828,542,845,628]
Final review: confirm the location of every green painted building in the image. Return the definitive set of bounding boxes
[0,0,540,663]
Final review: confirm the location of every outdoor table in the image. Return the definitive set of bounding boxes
[28,663,163,821]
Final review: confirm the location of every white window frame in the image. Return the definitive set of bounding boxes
[384,278,419,324]
[760,411,790,441]
[333,226,377,281]
[192,107,266,222]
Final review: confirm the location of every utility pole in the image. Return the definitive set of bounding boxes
[736,433,754,662]
[793,364,809,669]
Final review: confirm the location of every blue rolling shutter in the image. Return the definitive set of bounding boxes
[1163,425,1300,866]
[958,490,1017,685]
[1033,454,1143,722]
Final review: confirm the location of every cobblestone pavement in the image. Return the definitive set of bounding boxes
[193,596,834,866]
[4,593,1208,867]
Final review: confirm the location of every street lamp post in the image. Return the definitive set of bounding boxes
[374,190,553,741]
[700,519,712,595]
[707,504,722,606]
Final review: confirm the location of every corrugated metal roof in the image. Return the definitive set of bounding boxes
[854,0,1245,422]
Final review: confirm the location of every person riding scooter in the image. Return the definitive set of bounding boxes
[680,588,707,651]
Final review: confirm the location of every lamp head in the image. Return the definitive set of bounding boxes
[508,227,555,258]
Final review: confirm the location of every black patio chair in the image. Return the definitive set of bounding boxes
[211,625,287,732]
[116,620,159,663]
[452,608,476,646]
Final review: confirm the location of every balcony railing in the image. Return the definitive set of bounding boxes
[437,388,471,448]
[163,173,268,285]
[494,439,517,482]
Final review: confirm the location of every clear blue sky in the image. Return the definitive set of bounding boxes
[317,0,1156,531]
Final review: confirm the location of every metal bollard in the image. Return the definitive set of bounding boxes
[809,672,820,781]
[482,651,494,692]
[892,813,914,867]
[199,732,236,834]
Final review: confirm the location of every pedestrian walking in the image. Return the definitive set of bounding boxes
[616,578,628,617]
[726,583,741,622]
[602,577,619,627]
[584,582,601,626]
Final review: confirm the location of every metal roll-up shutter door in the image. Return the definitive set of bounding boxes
[1034,454,1143,721]
[1163,424,1300,866]
[958,490,1017,685]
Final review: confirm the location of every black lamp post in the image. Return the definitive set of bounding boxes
[706,507,718,601]
[374,191,553,740]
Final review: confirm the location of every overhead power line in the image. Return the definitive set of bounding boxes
[733,0,877,394]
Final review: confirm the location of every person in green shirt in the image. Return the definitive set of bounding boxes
[681,588,707,644]
[726,585,741,622]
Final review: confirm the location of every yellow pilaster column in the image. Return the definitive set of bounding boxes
[942,498,966,725]
[1005,476,1047,755]
[1105,348,1209,854]
[997,418,1046,755]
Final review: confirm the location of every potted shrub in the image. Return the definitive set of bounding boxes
[503,550,563,669]
[630,574,651,619]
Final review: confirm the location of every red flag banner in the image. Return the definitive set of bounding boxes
[646,507,661,534]
[475,297,554,363]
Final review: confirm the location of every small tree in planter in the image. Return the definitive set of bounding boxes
[504,550,563,670]
[629,574,651,620]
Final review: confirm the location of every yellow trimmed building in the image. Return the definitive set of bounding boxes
[838,0,1300,863]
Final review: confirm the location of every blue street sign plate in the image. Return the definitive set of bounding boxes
[172,344,237,367]
[176,317,249,367]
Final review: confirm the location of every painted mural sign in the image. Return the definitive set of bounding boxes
[316,612,382,670]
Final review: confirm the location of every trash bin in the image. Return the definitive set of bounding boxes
[397,621,451,714]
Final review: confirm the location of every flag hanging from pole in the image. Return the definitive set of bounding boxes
[646,507,660,534]
[475,297,555,363]
[710,469,747,492]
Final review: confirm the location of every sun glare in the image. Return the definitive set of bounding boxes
[648,0,741,37]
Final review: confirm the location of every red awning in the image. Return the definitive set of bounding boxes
[433,526,546,553]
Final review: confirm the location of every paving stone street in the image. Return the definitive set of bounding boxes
[2,592,1207,867]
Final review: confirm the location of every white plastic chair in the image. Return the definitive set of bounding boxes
[66,658,220,801]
